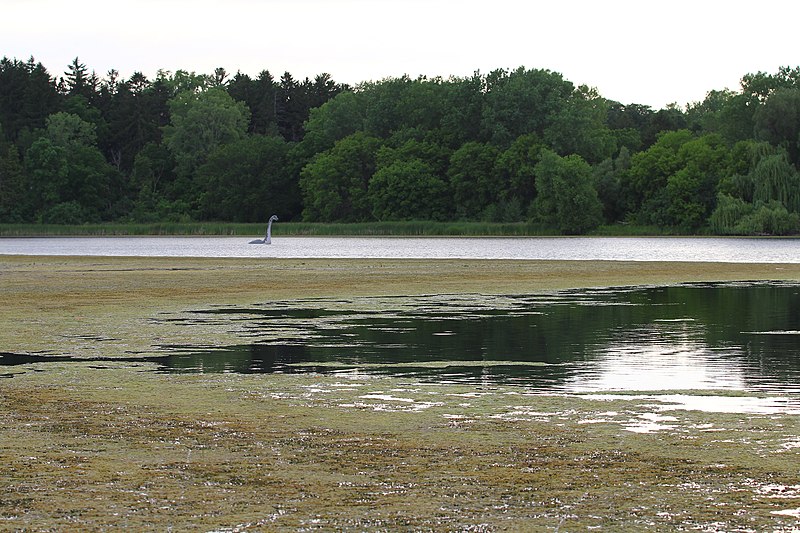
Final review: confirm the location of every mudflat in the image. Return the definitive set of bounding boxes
[2,255,800,530]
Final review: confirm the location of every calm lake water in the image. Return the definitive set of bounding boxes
[145,283,800,400]
[6,283,799,408]
[3,237,800,412]
[2,235,800,262]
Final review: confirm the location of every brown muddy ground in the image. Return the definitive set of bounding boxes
[2,256,800,530]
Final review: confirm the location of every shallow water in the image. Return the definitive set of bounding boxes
[140,282,800,397]
[3,235,800,262]
[7,282,798,398]
[4,281,800,416]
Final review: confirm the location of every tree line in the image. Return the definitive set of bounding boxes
[2,56,800,234]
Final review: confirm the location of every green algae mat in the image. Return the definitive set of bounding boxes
[2,256,800,530]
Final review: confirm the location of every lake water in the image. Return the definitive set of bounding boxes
[6,283,800,409]
[3,237,800,413]
[145,283,800,399]
[2,235,800,262]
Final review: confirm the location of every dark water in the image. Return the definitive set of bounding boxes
[115,283,800,394]
[4,282,800,395]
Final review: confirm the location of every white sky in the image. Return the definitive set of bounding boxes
[3,0,798,109]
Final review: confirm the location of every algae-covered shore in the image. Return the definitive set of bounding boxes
[2,255,800,530]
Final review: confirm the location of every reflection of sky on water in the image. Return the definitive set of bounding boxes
[559,322,748,393]
[583,394,800,416]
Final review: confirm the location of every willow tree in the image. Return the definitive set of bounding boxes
[533,149,603,234]
[751,146,800,212]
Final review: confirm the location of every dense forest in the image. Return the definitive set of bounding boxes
[2,56,800,234]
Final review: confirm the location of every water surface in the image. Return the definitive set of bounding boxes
[146,283,800,397]
[3,236,800,262]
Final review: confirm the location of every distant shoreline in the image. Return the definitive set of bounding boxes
[0,221,724,238]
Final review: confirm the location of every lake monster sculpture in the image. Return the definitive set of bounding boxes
[249,215,278,244]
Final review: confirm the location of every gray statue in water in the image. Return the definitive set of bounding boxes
[249,215,278,244]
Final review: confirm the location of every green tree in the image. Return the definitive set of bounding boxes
[0,144,27,221]
[0,57,61,144]
[447,141,500,219]
[359,76,448,139]
[606,101,652,151]
[544,85,616,163]
[378,137,451,179]
[665,134,731,229]
[299,132,381,222]
[621,129,694,224]
[641,105,687,148]
[533,149,603,234]
[25,112,118,221]
[753,88,800,165]
[369,159,448,220]
[751,146,800,211]
[481,67,574,146]
[593,146,631,223]
[156,69,210,97]
[163,87,250,179]
[227,70,279,135]
[195,135,298,222]
[439,73,484,148]
[103,71,168,172]
[129,142,179,221]
[494,134,543,212]
[300,91,365,156]
[62,57,98,101]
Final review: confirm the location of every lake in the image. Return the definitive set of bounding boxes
[152,283,800,397]
[5,282,800,413]
[2,235,800,262]
[3,236,799,414]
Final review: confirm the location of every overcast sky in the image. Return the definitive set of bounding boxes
[4,0,798,109]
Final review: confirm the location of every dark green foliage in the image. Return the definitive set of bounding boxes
[369,159,449,221]
[4,56,800,234]
[480,67,574,147]
[543,86,616,163]
[195,135,299,222]
[493,133,543,213]
[754,88,800,166]
[0,57,61,144]
[163,87,251,179]
[0,144,27,221]
[448,142,501,219]
[710,194,800,235]
[533,149,603,234]
[299,132,381,222]
[24,112,119,222]
[593,146,631,223]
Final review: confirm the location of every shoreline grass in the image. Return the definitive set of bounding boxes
[0,221,696,237]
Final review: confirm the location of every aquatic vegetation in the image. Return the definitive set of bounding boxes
[2,256,800,529]
[2,365,799,530]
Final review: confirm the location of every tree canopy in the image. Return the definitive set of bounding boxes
[3,55,800,235]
